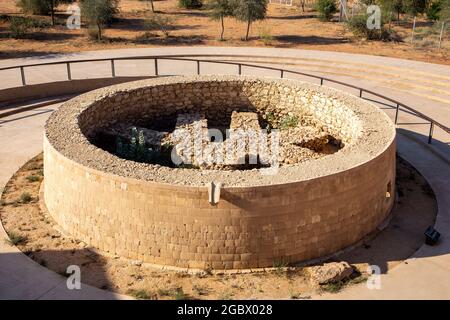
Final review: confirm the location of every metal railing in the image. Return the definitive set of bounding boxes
[1,55,449,144]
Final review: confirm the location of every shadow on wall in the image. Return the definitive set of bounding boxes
[332,145,439,274]
[219,150,439,275]
[0,153,441,301]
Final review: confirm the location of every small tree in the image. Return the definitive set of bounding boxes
[427,0,443,20]
[178,0,203,9]
[81,0,118,40]
[403,0,428,16]
[233,0,268,41]
[347,13,392,40]
[17,0,52,15]
[315,0,337,21]
[9,16,33,39]
[147,0,155,13]
[441,0,450,21]
[16,0,73,25]
[144,13,175,37]
[208,0,235,40]
[377,0,405,21]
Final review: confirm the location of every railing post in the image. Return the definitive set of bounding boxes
[280,70,284,78]
[66,62,72,81]
[394,104,400,124]
[20,66,26,86]
[197,60,200,75]
[320,78,324,86]
[359,89,363,98]
[154,58,159,76]
[111,59,116,77]
[238,64,242,75]
[428,122,434,144]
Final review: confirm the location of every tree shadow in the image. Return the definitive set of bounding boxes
[0,249,120,299]
[274,35,349,46]
[169,10,209,18]
[329,150,440,274]
[132,34,208,45]
[0,30,80,42]
[269,14,316,20]
[110,17,203,32]
[0,50,66,60]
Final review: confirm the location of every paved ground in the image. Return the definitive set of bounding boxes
[0,47,449,299]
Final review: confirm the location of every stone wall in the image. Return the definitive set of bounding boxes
[78,78,362,146]
[44,76,396,270]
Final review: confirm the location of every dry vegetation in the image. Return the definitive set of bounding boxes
[0,0,449,65]
[0,153,436,299]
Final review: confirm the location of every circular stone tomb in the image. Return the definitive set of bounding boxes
[44,75,396,270]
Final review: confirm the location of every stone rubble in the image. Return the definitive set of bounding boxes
[102,111,341,169]
[45,75,395,187]
[310,261,354,284]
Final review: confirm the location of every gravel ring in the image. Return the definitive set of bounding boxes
[45,75,396,188]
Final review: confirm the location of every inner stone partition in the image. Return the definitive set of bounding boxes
[44,75,396,271]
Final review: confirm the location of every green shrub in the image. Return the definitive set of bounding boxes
[315,0,337,21]
[26,175,41,182]
[16,0,51,15]
[320,281,345,293]
[347,14,391,40]
[259,25,273,45]
[0,14,10,22]
[86,26,101,40]
[233,0,268,41]
[404,0,428,16]
[29,18,51,28]
[9,16,33,39]
[127,289,155,300]
[144,14,175,37]
[16,0,73,25]
[81,0,118,40]
[5,231,27,246]
[116,127,155,162]
[178,0,203,9]
[174,288,187,300]
[207,0,236,40]
[427,0,443,20]
[20,192,33,203]
[279,115,299,130]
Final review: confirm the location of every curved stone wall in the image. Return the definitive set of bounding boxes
[44,75,396,270]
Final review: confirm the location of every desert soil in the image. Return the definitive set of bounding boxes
[0,153,436,299]
[0,0,449,65]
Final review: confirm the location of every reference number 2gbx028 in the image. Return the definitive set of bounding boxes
[177,303,273,318]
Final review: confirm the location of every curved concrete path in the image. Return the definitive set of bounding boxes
[0,47,449,299]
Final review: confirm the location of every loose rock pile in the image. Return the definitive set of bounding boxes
[99,110,341,170]
[310,261,354,284]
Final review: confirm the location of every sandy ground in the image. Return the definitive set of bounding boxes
[0,0,449,65]
[0,153,437,299]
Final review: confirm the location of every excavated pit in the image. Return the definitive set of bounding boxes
[43,75,396,270]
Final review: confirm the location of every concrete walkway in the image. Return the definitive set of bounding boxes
[0,48,449,299]
[0,106,129,300]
